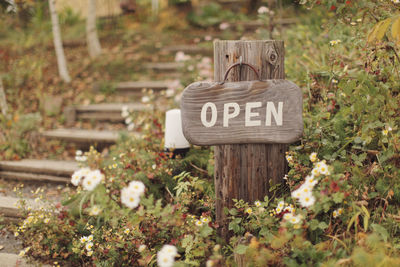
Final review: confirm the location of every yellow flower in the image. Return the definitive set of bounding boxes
[382,129,388,136]
[124,229,130,234]
[195,220,203,226]
[330,39,341,46]
[87,251,93,256]
[245,208,253,214]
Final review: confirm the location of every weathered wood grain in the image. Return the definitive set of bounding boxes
[213,40,291,242]
[181,79,302,145]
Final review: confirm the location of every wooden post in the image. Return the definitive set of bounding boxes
[213,40,287,240]
[0,77,7,116]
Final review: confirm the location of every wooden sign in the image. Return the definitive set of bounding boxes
[181,79,302,145]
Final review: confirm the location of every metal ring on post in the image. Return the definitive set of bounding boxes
[220,62,261,85]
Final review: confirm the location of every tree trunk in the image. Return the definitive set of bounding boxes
[0,77,8,116]
[86,0,102,59]
[48,0,71,83]
[213,40,287,241]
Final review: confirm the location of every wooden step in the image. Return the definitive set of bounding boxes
[41,129,120,145]
[161,45,212,55]
[145,62,184,71]
[0,253,51,267]
[115,81,169,95]
[65,103,151,125]
[0,171,71,184]
[0,196,44,220]
[0,160,77,177]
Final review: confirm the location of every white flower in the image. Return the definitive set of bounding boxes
[89,205,101,216]
[195,220,203,226]
[75,150,83,156]
[289,215,302,224]
[127,123,135,131]
[138,244,146,252]
[82,170,104,191]
[277,201,285,209]
[175,51,190,62]
[124,228,130,234]
[309,152,317,162]
[157,252,175,267]
[257,6,269,14]
[160,245,178,257]
[141,96,150,103]
[86,242,93,251]
[311,167,320,177]
[201,217,210,223]
[283,213,293,221]
[316,161,330,175]
[286,155,293,163]
[121,106,129,118]
[254,200,261,207]
[330,39,341,46]
[125,117,133,125]
[80,236,88,243]
[204,35,212,41]
[299,193,315,208]
[157,245,178,267]
[121,186,141,209]
[71,168,91,186]
[219,22,230,30]
[305,175,318,188]
[128,181,145,196]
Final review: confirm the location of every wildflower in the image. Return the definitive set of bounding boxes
[299,193,316,208]
[254,200,261,207]
[195,220,203,226]
[305,175,318,188]
[14,232,19,237]
[121,106,129,118]
[157,245,178,267]
[333,210,338,218]
[330,39,341,46]
[175,51,190,62]
[80,236,88,243]
[257,6,269,14]
[286,155,293,163]
[87,251,93,256]
[128,180,145,196]
[18,250,25,257]
[332,79,338,84]
[85,242,93,251]
[316,161,330,175]
[205,35,212,41]
[89,205,101,216]
[393,0,400,4]
[125,117,133,125]
[82,170,103,191]
[44,218,50,224]
[219,22,230,30]
[76,150,83,156]
[311,167,320,177]
[276,207,282,214]
[310,152,317,162]
[141,96,150,103]
[277,201,285,209]
[121,186,141,209]
[124,228,130,234]
[245,208,253,214]
[206,260,214,267]
[201,217,210,223]
[71,167,91,186]
[283,213,293,221]
[289,215,301,224]
[127,123,135,131]
[138,244,146,252]
[382,129,388,136]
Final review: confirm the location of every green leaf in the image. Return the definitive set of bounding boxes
[371,224,389,242]
[234,244,248,255]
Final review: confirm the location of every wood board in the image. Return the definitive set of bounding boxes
[181,79,303,145]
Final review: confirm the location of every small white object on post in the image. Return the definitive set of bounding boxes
[164,109,190,156]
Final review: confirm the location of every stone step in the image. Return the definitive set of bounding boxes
[161,45,212,55]
[0,159,77,177]
[0,253,51,267]
[41,128,120,146]
[145,62,184,71]
[65,103,151,125]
